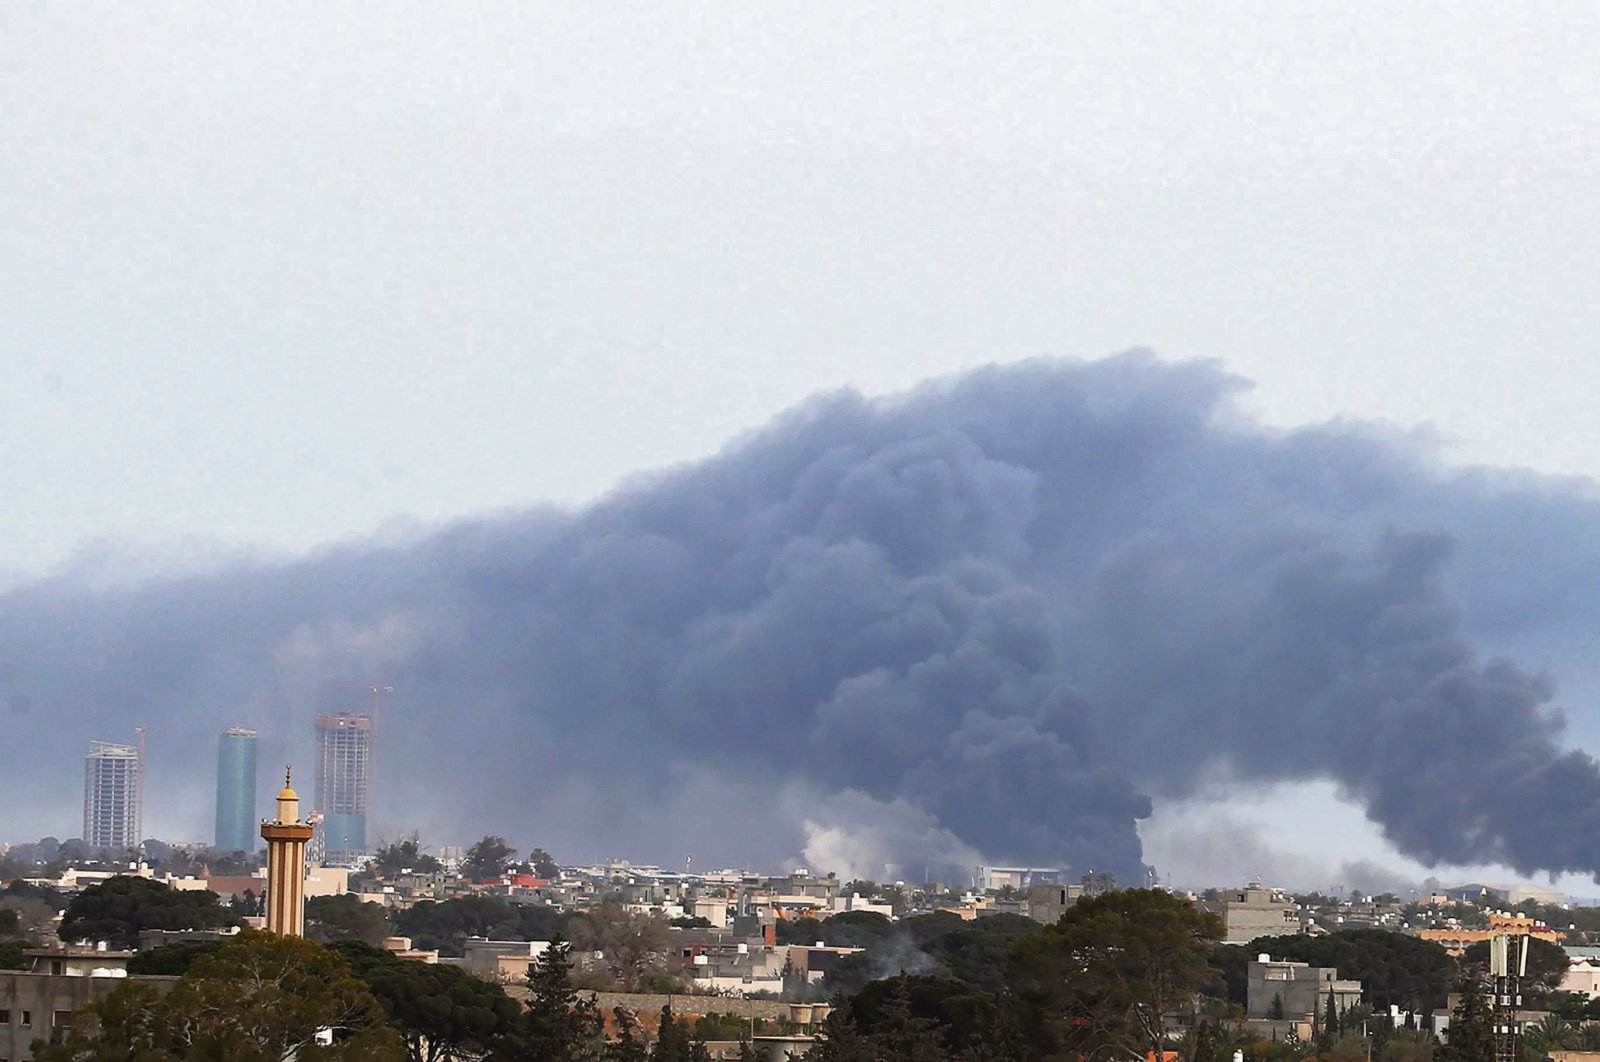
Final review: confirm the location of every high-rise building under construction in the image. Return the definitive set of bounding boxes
[83,740,141,850]
[314,711,371,864]
[214,727,258,853]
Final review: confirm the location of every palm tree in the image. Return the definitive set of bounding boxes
[1526,1013,1575,1054]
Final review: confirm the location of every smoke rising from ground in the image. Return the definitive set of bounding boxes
[6,353,1600,879]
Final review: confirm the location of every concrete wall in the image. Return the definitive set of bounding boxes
[1,973,178,1062]
[502,988,793,1021]
[1247,960,1361,1020]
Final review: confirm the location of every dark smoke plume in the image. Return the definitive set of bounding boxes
[6,353,1600,880]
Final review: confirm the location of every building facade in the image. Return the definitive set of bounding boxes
[1207,884,1301,943]
[214,727,258,853]
[1247,955,1363,1021]
[314,712,372,864]
[2,952,177,1061]
[82,741,141,850]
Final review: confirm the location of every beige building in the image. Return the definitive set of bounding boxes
[1027,882,1084,924]
[1206,885,1300,943]
[462,938,552,984]
[1417,914,1562,955]
[1247,954,1362,1021]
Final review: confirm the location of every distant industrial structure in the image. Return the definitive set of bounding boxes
[82,740,141,850]
[314,711,372,865]
[213,727,258,853]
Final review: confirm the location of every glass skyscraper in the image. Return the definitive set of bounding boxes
[83,741,141,850]
[315,711,372,865]
[214,727,258,853]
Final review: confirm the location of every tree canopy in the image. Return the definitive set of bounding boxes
[491,935,606,1060]
[333,940,521,1062]
[59,875,239,949]
[393,895,563,956]
[1229,929,1457,1011]
[370,835,443,879]
[33,929,404,1061]
[1006,887,1223,1062]
[307,893,394,946]
[462,835,516,883]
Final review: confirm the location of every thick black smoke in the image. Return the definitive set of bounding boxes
[6,353,1600,880]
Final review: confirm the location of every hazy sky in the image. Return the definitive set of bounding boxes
[5,3,1600,889]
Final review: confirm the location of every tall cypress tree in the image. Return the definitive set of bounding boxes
[495,935,604,1060]
[1192,1019,1217,1062]
[608,1007,648,1062]
[1438,975,1496,1062]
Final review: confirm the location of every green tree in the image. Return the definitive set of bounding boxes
[863,978,953,1062]
[58,875,239,948]
[126,939,224,975]
[494,936,605,1060]
[463,835,516,882]
[776,915,825,945]
[1006,887,1224,1062]
[527,847,560,879]
[918,914,1041,993]
[333,940,520,1062]
[851,973,993,1054]
[371,834,442,878]
[1266,992,1285,1020]
[1437,975,1494,1062]
[1192,1019,1217,1062]
[394,895,563,956]
[1525,1013,1575,1054]
[567,902,670,990]
[651,1001,707,1062]
[0,938,31,969]
[805,993,873,1062]
[32,929,404,1061]
[307,893,393,946]
[1227,930,1456,1012]
[606,1008,649,1062]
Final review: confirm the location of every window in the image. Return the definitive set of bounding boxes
[50,959,64,975]
[0,1008,9,1023]
[20,1010,31,1026]
[53,1011,73,1028]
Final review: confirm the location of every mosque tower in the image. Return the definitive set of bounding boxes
[260,766,314,936]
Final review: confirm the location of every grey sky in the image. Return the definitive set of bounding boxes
[4,4,1599,887]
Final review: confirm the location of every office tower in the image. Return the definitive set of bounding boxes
[214,727,258,853]
[260,767,313,937]
[83,741,141,850]
[314,711,371,865]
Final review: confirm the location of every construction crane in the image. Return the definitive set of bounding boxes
[134,725,152,853]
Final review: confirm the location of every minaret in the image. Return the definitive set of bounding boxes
[260,766,314,937]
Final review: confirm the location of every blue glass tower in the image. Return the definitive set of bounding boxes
[215,727,258,853]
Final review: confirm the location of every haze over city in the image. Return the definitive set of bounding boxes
[5,4,1600,896]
